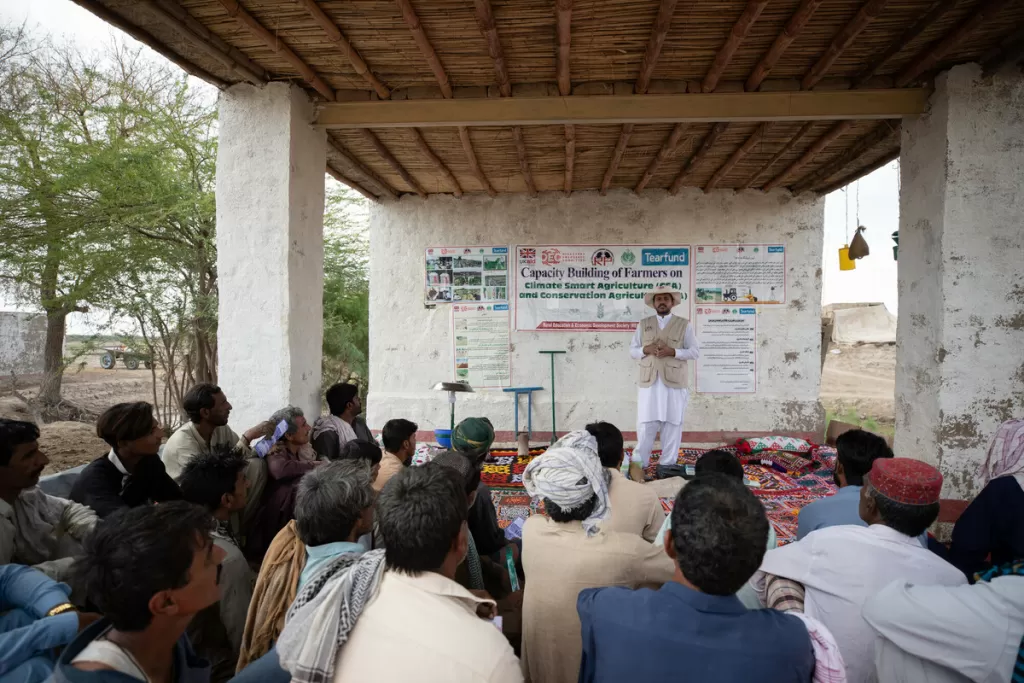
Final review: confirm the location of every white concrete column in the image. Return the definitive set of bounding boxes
[215,83,325,429]
[895,64,1024,498]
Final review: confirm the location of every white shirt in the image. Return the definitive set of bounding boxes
[756,524,967,683]
[863,575,1024,683]
[628,314,700,424]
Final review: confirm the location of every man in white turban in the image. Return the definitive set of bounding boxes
[519,431,675,683]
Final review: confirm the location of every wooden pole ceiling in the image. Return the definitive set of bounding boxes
[705,122,768,191]
[702,0,771,93]
[294,0,390,99]
[792,121,898,192]
[670,123,729,193]
[742,122,815,189]
[326,165,379,202]
[635,123,690,193]
[556,0,574,195]
[328,139,400,201]
[817,146,900,195]
[802,0,891,90]
[763,121,854,191]
[314,89,929,128]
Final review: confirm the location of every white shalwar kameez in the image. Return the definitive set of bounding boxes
[629,314,700,467]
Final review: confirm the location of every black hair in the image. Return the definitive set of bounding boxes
[325,383,359,416]
[177,445,248,512]
[870,486,940,537]
[182,383,222,424]
[836,429,893,486]
[585,422,625,468]
[432,450,482,496]
[694,449,744,480]
[381,419,418,453]
[295,460,375,546]
[337,439,383,466]
[73,502,216,631]
[376,463,466,575]
[670,474,769,595]
[0,419,40,467]
[96,402,156,449]
[545,494,597,523]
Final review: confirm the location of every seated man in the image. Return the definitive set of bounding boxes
[453,417,511,562]
[0,419,97,583]
[586,421,664,541]
[753,457,966,683]
[69,402,181,518]
[294,460,375,589]
[520,431,675,683]
[311,383,372,460]
[797,428,893,540]
[577,475,815,683]
[161,383,266,479]
[863,561,1024,683]
[0,563,100,683]
[276,463,522,682]
[375,418,417,491]
[177,447,254,671]
[52,502,225,683]
[334,439,383,481]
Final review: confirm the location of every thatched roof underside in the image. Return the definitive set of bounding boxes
[76,0,1024,199]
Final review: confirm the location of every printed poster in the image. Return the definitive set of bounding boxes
[515,245,691,332]
[452,303,511,388]
[694,244,786,305]
[425,246,509,304]
[695,306,757,394]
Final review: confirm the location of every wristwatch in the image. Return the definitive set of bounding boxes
[46,602,76,617]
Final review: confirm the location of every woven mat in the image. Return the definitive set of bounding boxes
[485,445,838,546]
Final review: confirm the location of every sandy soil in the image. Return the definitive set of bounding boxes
[820,342,896,428]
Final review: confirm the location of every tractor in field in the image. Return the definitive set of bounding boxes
[99,346,152,371]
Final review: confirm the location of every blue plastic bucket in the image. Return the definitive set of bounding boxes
[434,429,452,449]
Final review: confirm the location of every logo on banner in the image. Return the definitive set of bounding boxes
[737,247,745,253]
[592,249,614,266]
[768,246,784,253]
[542,249,562,265]
[519,247,536,264]
[641,248,689,266]
[622,250,636,265]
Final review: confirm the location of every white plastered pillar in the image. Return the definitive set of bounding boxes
[215,82,325,429]
[895,64,1024,498]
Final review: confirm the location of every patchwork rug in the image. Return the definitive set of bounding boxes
[485,445,838,546]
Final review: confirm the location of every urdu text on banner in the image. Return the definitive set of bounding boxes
[514,245,691,332]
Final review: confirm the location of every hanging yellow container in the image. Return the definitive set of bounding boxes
[839,245,856,271]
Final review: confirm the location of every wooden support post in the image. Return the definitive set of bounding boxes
[215,0,335,101]
[635,123,689,192]
[410,129,463,197]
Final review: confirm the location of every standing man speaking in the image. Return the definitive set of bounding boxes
[628,286,700,480]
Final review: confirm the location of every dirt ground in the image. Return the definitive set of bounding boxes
[2,344,897,474]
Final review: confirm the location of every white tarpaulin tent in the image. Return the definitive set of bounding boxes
[828,303,897,344]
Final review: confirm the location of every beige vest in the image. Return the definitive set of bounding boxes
[636,315,689,389]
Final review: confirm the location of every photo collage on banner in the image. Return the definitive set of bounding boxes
[425,246,509,304]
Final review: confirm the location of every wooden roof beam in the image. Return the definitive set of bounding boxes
[215,0,335,100]
[853,0,959,86]
[326,165,380,202]
[602,124,634,195]
[294,0,389,99]
[459,127,497,197]
[763,121,854,191]
[705,123,769,191]
[327,139,399,201]
[791,121,897,192]
[409,129,463,197]
[895,0,1017,87]
[358,129,427,198]
[802,0,892,90]
[702,0,771,93]
[816,147,899,194]
[670,123,729,193]
[564,124,575,195]
[315,89,929,128]
[982,26,1024,76]
[635,123,690,192]
[556,0,574,194]
[512,127,538,197]
[742,122,815,189]
[746,0,825,91]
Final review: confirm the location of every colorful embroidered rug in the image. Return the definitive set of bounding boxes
[485,445,838,546]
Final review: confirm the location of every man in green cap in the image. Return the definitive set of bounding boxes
[452,418,509,561]
[452,417,496,461]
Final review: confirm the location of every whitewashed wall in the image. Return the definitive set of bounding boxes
[367,188,826,441]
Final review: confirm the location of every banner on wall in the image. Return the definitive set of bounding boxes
[694,306,757,394]
[452,303,511,388]
[694,244,786,305]
[425,246,509,304]
[514,245,691,332]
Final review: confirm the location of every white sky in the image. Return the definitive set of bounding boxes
[1,0,901,333]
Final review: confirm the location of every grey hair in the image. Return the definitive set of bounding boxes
[294,460,376,547]
[269,405,304,435]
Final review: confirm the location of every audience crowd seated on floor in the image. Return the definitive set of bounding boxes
[4,389,1024,683]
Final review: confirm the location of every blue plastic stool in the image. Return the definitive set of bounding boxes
[503,387,543,440]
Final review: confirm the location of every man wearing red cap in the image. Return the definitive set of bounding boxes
[746,458,966,683]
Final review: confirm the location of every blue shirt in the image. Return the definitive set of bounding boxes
[797,485,866,540]
[0,564,79,681]
[577,582,813,683]
[298,541,365,590]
